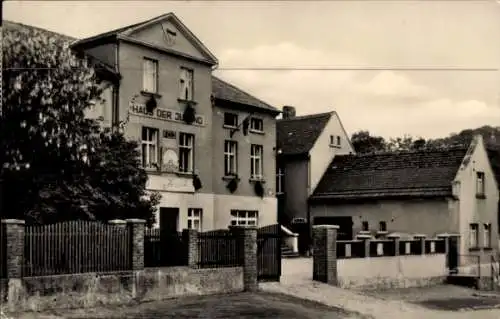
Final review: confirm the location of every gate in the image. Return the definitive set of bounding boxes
[257,224,281,282]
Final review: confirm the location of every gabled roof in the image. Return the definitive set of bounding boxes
[4,20,120,82]
[71,12,218,65]
[277,112,333,156]
[212,76,279,114]
[311,147,468,201]
[487,147,500,188]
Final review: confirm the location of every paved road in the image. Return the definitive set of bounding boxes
[261,258,500,319]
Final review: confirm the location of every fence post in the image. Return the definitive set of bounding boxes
[2,219,25,311]
[231,226,258,292]
[182,228,199,267]
[357,234,371,257]
[126,219,145,271]
[414,234,426,255]
[388,233,400,256]
[312,225,338,285]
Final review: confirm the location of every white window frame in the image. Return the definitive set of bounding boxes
[141,127,159,169]
[224,140,238,176]
[187,208,202,231]
[469,223,479,248]
[476,172,485,196]
[250,144,263,179]
[230,210,258,227]
[179,67,194,101]
[276,167,285,194]
[178,133,194,173]
[143,58,158,93]
[223,113,238,128]
[250,117,264,132]
[484,223,491,248]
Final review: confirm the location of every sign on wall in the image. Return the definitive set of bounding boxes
[130,103,205,126]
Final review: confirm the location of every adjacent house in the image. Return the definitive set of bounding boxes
[8,13,280,232]
[310,134,499,264]
[276,106,355,253]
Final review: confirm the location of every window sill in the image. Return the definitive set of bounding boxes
[177,99,198,105]
[222,175,240,181]
[469,247,481,252]
[176,171,194,178]
[223,125,239,130]
[249,178,266,183]
[250,129,265,135]
[141,91,162,99]
[476,194,486,199]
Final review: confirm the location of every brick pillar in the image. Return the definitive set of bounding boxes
[2,219,25,278]
[414,234,426,255]
[312,225,338,285]
[182,228,199,267]
[231,226,258,292]
[126,219,145,271]
[388,233,401,256]
[357,234,371,257]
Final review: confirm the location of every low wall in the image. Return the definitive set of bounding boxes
[2,266,243,312]
[337,254,447,289]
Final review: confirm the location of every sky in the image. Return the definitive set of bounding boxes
[5,0,500,139]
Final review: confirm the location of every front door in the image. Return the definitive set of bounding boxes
[159,207,179,234]
[448,237,459,274]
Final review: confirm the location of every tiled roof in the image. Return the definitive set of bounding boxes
[311,147,468,201]
[277,112,333,155]
[212,76,279,114]
[487,147,500,187]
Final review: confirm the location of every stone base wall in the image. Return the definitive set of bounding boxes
[339,276,446,290]
[0,267,243,312]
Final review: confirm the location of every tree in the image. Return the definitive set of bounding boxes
[350,130,387,154]
[2,22,159,225]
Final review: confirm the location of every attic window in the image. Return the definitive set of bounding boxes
[224,113,238,128]
[337,136,341,146]
[250,118,264,133]
[179,67,194,101]
[476,172,485,198]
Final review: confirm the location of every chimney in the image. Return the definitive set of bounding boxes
[282,106,296,119]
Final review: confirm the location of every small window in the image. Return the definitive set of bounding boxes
[179,133,194,173]
[337,136,341,146]
[141,127,159,169]
[224,113,238,128]
[276,167,285,195]
[230,210,258,227]
[379,221,387,232]
[224,140,238,176]
[330,135,335,145]
[250,118,264,132]
[179,67,194,101]
[469,223,479,248]
[484,223,492,248]
[362,221,369,231]
[476,172,485,197]
[187,208,202,231]
[143,58,158,93]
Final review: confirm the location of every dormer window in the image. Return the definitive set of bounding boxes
[224,113,238,128]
